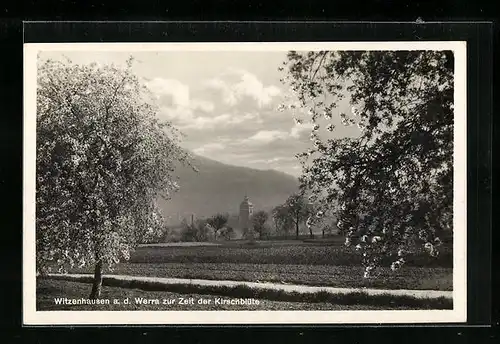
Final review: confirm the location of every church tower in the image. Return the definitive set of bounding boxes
[239,195,254,232]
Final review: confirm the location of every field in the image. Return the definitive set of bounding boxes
[67,239,453,291]
[134,239,452,267]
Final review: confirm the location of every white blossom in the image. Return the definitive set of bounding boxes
[390,261,401,271]
[363,266,375,278]
[419,230,428,240]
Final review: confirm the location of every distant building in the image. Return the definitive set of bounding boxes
[238,195,254,233]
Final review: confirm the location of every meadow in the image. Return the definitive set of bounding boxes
[68,239,453,291]
[133,239,452,267]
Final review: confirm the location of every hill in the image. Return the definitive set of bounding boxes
[158,154,301,225]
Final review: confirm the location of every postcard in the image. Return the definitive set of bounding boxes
[23,41,467,325]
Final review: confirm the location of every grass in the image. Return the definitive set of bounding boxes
[96,263,452,291]
[61,240,452,292]
[37,278,452,311]
[127,241,453,268]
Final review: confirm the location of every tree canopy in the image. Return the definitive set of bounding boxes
[180,218,210,242]
[206,213,229,239]
[283,193,314,239]
[252,210,269,239]
[36,57,192,296]
[280,50,453,275]
[271,204,293,237]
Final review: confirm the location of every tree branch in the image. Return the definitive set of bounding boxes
[310,51,329,83]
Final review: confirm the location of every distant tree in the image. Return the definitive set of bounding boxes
[283,194,314,239]
[180,219,196,242]
[252,210,269,239]
[271,205,292,237]
[320,222,335,239]
[36,57,193,298]
[180,218,210,242]
[221,226,235,241]
[206,213,229,240]
[194,219,210,242]
[304,203,320,239]
[280,50,453,276]
[242,226,255,241]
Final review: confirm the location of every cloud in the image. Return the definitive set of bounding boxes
[193,142,226,155]
[248,156,297,164]
[244,130,290,144]
[146,78,190,107]
[144,73,306,178]
[290,122,314,139]
[191,99,215,112]
[147,78,215,117]
[203,78,238,106]
[203,68,282,108]
[177,112,263,131]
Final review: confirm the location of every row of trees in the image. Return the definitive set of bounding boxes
[272,193,339,239]
[179,193,339,242]
[179,213,235,242]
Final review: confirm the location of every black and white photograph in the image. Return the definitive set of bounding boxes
[23,42,467,325]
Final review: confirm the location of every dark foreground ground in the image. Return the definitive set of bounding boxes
[37,278,453,310]
[37,279,421,311]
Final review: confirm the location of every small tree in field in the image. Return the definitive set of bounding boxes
[280,50,453,276]
[252,210,269,239]
[206,213,229,240]
[194,219,210,242]
[180,219,196,242]
[271,204,293,238]
[283,193,314,239]
[221,226,235,241]
[242,226,255,241]
[36,57,193,298]
[180,218,210,242]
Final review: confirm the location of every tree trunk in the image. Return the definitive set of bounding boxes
[309,227,314,239]
[322,228,325,239]
[295,217,299,240]
[89,260,103,299]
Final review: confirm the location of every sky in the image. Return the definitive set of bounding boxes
[38,50,360,177]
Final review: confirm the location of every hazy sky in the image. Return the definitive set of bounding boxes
[39,50,359,177]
